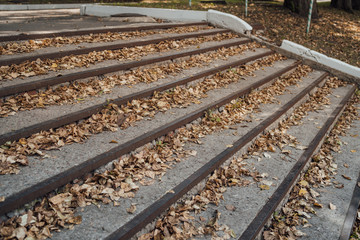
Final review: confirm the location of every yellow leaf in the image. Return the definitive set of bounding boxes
[37,97,44,107]
[299,188,308,196]
[313,202,323,208]
[259,184,270,190]
[109,140,118,143]
[51,63,58,68]
[18,138,27,145]
[299,180,309,187]
[67,216,82,224]
[350,149,357,153]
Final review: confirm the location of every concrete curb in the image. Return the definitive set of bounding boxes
[248,35,360,85]
[281,40,360,79]
[207,9,252,35]
[0,4,86,11]
[81,5,207,22]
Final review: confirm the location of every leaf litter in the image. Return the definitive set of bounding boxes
[140,75,351,240]
[264,84,359,240]
[0,26,213,55]
[0,32,237,81]
[0,63,314,239]
[0,42,261,118]
[0,53,283,175]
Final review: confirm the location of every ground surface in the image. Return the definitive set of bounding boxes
[0,2,359,240]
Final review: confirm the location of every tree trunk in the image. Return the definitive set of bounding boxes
[331,0,357,12]
[284,0,319,18]
[352,0,360,10]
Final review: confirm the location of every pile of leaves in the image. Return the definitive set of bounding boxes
[0,26,213,55]
[0,62,311,240]
[0,32,236,81]
[0,42,261,117]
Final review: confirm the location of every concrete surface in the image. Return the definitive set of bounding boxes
[0,47,276,200]
[0,3,86,11]
[207,9,253,34]
[81,5,207,22]
[48,61,317,240]
[188,84,355,239]
[281,40,360,79]
[300,108,360,239]
[0,9,144,34]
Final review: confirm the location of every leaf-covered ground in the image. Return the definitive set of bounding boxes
[114,0,360,67]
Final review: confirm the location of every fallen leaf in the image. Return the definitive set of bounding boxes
[14,227,26,240]
[263,152,271,158]
[299,180,309,187]
[67,216,82,224]
[109,140,118,143]
[259,184,270,190]
[313,202,323,208]
[351,149,357,153]
[309,188,320,197]
[199,216,206,221]
[329,203,336,210]
[226,144,233,148]
[127,204,137,214]
[299,188,308,196]
[335,183,344,189]
[225,205,236,211]
[343,163,349,168]
[296,145,308,150]
[342,174,352,180]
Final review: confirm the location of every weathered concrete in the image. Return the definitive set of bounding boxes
[249,35,360,85]
[207,9,252,34]
[0,4,87,11]
[281,40,360,79]
[300,110,360,240]
[81,5,207,22]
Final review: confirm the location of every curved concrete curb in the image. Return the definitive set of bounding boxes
[281,40,360,79]
[80,5,252,34]
[207,9,252,35]
[0,4,85,11]
[81,5,207,22]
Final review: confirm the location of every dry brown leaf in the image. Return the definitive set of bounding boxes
[127,204,137,214]
[342,174,352,180]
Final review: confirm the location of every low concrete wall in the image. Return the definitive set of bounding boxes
[0,4,85,10]
[281,40,360,79]
[207,9,252,34]
[81,5,207,22]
